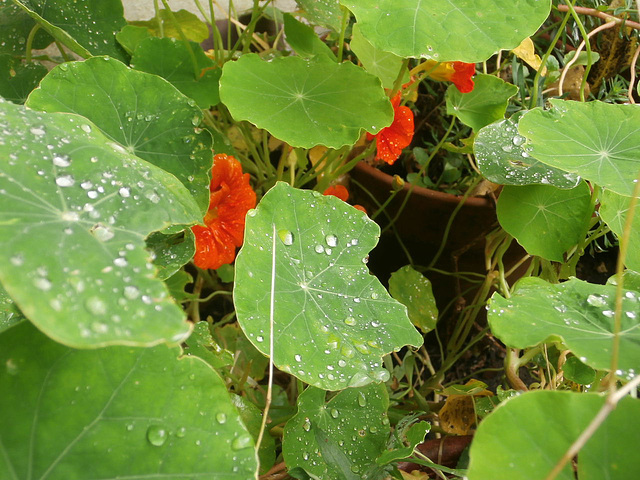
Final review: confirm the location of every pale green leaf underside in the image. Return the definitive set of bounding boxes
[26,56,212,214]
[0,99,199,348]
[283,384,390,479]
[468,391,640,480]
[0,321,258,480]
[349,24,406,90]
[519,100,640,197]
[297,0,343,31]
[234,183,422,391]
[341,0,551,62]
[219,54,393,149]
[496,182,592,261]
[489,277,640,378]
[599,190,640,272]
[474,118,580,188]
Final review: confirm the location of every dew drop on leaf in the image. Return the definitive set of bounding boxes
[231,433,253,450]
[325,234,337,247]
[85,296,107,315]
[216,412,227,424]
[146,425,168,447]
[278,229,294,246]
[302,417,312,431]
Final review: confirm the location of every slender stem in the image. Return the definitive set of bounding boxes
[25,24,41,62]
[556,4,640,30]
[563,0,596,101]
[153,0,164,37]
[335,6,350,62]
[628,43,640,104]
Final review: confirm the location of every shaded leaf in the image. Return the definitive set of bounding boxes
[184,321,234,370]
[563,356,596,385]
[146,229,196,281]
[115,24,152,56]
[389,265,438,333]
[131,9,210,43]
[231,394,277,474]
[446,74,518,131]
[0,54,47,104]
[0,99,199,348]
[496,182,592,261]
[0,281,23,333]
[219,54,393,149]
[234,183,422,390]
[297,0,342,31]
[599,189,640,272]
[131,37,221,109]
[0,1,53,55]
[350,24,407,90]
[0,321,258,480]
[26,56,212,214]
[488,277,640,379]
[284,13,335,59]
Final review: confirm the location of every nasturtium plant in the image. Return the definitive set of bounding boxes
[26,56,213,214]
[342,0,551,62]
[284,13,335,60]
[219,54,393,149]
[0,321,259,480]
[349,24,406,90]
[489,277,640,379]
[0,99,199,348]
[389,265,438,333]
[234,182,423,390]
[519,100,640,196]
[599,189,640,272]
[496,182,592,261]
[283,383,390,479]
[468,391,640,480]
[474,118,580,188]
[0,1,53,54]
[446,74,519,131]
[0,54,47,104]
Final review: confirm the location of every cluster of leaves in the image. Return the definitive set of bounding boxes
[1,1,639,479]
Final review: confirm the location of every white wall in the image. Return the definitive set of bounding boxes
[122,0,297,21]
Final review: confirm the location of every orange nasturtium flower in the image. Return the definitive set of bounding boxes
[423,60,476,93]
[192,153,256,270]
[323,185,367,214]
[367,92,415,165]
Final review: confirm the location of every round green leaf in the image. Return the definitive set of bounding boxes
[0,321,258,480]
[0,99,200,348]
[341,0,551,62]
[388,265,438,333]
[131,37,222,109]
[219,54,393,149]
[474,118,580,188]
[488,277,640,379]
[563,355,596,385]
[26,56,212,214]
[468,391,640,480]
[496,182,592,261]
[283,384,390,479]
[350,24,407,90]
[0,55,47,104]
[13,0,127,60]
[446,74,518,131]
[234,182,423,390]
[599,189,640,272]
[519,100,640,197]
[116,25,152,56]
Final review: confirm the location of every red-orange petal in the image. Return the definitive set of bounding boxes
[375,104,414,165]
[323,184,350,202]
[451,62,476,93]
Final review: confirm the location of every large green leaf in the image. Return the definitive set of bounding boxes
[219,54,393,149]
[489,277,640,379]
[496,182,592,262]
[468,391,640,480]
[0,99,200,348]
[341,0,551,62]
[0,55,47,104]
[234,183,423,390]
[446,74,518,131]
[26,56,212,214]
[131,37,222,109]
[297,0,342,31]
[0,321,258,480]
[519,100,640,197]
[12,0,127,60]
[283,383,390,479]
[474,118,580,188]
[349,24,407,90]
[599,189,640,272]
[0,1,53,55]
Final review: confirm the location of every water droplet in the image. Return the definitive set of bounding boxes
[10,254,24,266]
[302,417,312,431]
[372,369,390,382]
[294,354,302,362]
[146,425,168,447]
[350,465,360,473]
[325,234,337,247]
[30,126,45,136]
[256,335,264,342]
[344,316,356,326]
[85,296,107,315]
[357,392,367,407]
[341,345,355,358]
[315,244,324,254]
[278,229,294,246]
[52,154,71,167]
[330,408,339,418]
[80,124,92,133]
[118,187,131,198]
[512,135,525,146]
[231,433,253,450]
[33,277,52,291]
[126,423,135,431]
[90,223,115,242]
[338,359,347,367]
[176,426,186,438]
[216,412,227,424]
[587,294,607,307]
[56,174,75,187]
[124,285,140,299]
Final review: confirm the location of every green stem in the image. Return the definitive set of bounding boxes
[25,24,40,62]
[335,6,350,62]
[153,0,164,37]
[564,0,594,101]
[530,5,573,108]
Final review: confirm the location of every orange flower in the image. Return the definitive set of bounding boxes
[192,153,256,270]
[323,185,367,214]
[422,60,476,93]
[367,92,414,165]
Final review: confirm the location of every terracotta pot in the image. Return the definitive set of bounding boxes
[350,162,524,314]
